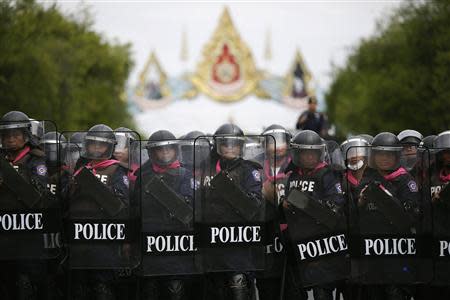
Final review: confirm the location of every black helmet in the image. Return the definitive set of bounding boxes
[420,135,437,149]
[114,127,138,152]
[0,111,33,150]
[370,132,402,171]
[341,137,369,171]
[146,130,179,166]
[262,124,291,160]
[214,123,245,160]
[434,131,450,149]
[40,131,66,166]
[398,129,423,146]
[69,132,86,148]
[81,124,116,160]
[290,130,326,169]
[180,131,210,168]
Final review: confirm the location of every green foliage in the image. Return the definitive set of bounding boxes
[326,0,450,138]
[0,0,135,132]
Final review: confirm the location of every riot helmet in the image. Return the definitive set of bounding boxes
[357,134,374,145]
[262,124,291,161]
[370,132,402,172]
[290,130,326,169]
[0,111,32,151]
[180,131,210,168]
[434,131,450,169]
[146,130,179,166]
[398,129,423,171]
[40,131,66,167]
[114,127,138,164]
[81,124,116,160]
[341,137,369,171]
[214,123,245,160]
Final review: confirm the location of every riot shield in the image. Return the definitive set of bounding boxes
[138,137,199,276]
[429,146,450,285]
[0,119,63,259]
[194,135,266,273]
[63,129,140,270]
[281,138,349,288]
[347,145,432,285]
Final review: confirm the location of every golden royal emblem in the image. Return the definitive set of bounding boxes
[191,7,261,102]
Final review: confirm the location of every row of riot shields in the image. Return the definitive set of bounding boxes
[3,127,450,289]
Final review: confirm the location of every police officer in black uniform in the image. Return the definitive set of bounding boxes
[134,130,194,300]
[356,132,421,300]
[282,130,346,300]
[67,124,130,300]
[202,124,263,300]
[257,124,291,300]
[429,131,450,298]
[0,111,52,299]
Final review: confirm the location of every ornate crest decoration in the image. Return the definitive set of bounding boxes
[191,8,261,102]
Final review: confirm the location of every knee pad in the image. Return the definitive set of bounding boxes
[228,274,248,289]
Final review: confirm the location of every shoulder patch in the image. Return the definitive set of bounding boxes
[407,180,418,192]
[335,182,343,194]
[36,164,47,176]
[123,175,129,188]
[252,170,261,182]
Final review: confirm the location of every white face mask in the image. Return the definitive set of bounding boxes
[347,159,364,171]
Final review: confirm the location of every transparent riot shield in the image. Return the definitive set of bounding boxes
[63,129,140,270]
[347,144,432,285]
[138,137,199,276]
[0,119,63,259]
[429,146,450,285]
[259,132,289,280]
[282,139,349,288]
[194,135,266,273]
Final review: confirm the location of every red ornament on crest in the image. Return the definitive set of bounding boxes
[212,44,240,84]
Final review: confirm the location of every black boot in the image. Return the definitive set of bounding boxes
[228,274,249,300]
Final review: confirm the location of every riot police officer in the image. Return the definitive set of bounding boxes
[256,124,291,300]
[356,132,421,300]
[201,123,263,300]
[282,130,346,300]
[341,137,370,199]
[0,111,52,299]
[135,130,194,300]
[67,124,130,300]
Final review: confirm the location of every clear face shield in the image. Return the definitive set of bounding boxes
[369,146,402,172]
[147,140,179,166]
[346,147,369,171]
[64,142,81,173]
[81,136,115,160]
[264,130,289,161]
[291,144,326,169]
[400,144,419,171]
[181,139,210,168]
[114,133,130,164]
[215,136,245,160]
[0,128,28,151]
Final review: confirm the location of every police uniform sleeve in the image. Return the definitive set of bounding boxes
[179,168,194,201]
[111,166,130,206]
[28,155,49,194]
[397,174,421,219]
[242,166,263,204]
[321,169,345,208]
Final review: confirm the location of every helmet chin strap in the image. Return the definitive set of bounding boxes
[347,160,364,171]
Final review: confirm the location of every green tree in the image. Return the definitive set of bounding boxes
[0,0,135,132]
[326,0,450,138]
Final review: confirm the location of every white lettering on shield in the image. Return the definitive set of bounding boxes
[0,213,43,231]
[297,234,347,260]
